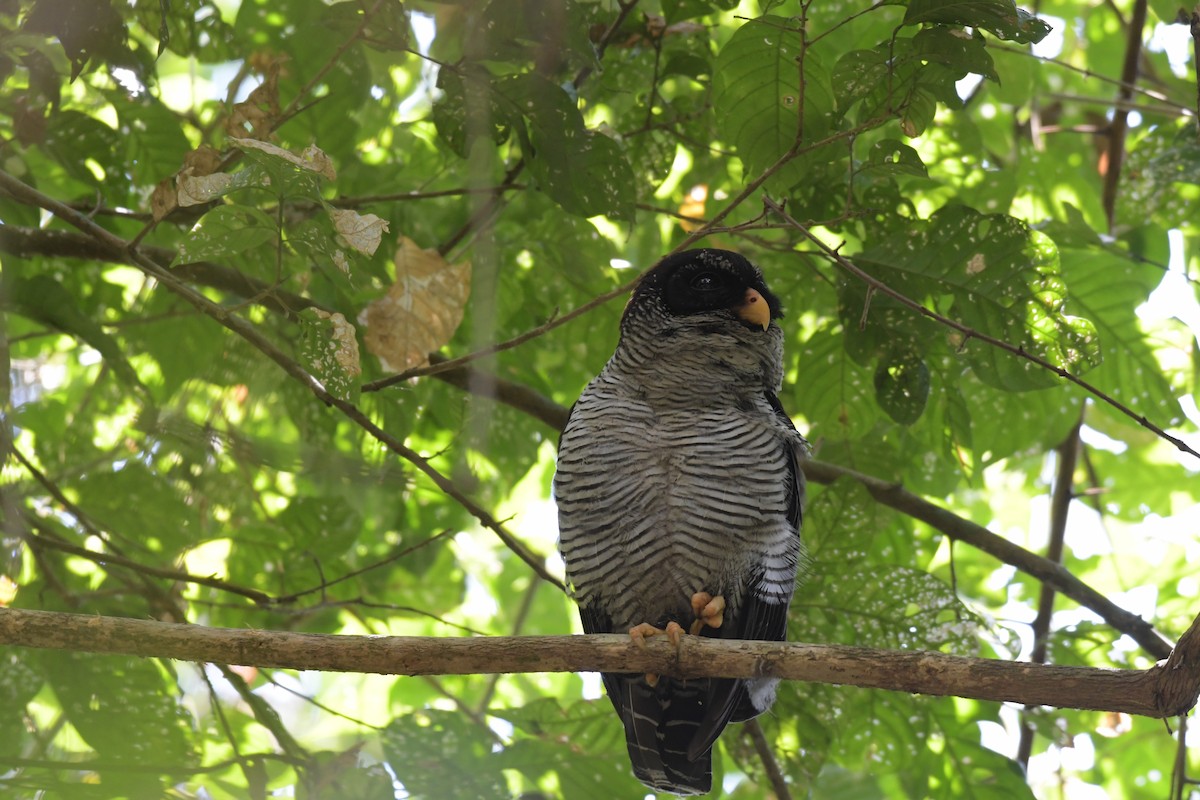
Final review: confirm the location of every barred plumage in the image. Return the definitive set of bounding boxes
[555,249,808,796]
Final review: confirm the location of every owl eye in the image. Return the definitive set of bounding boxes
[690,272,720,291]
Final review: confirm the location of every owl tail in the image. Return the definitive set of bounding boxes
[608,675,713,796]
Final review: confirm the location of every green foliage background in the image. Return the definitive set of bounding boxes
[1,0,1198,798]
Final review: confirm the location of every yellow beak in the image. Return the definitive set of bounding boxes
[736,288,771,330]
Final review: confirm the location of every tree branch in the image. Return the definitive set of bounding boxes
[1100,0,1148,230]
[0,224,570,430]
[744,718,793,800]
[1018,420,1082,767]
[1,607,1197,719]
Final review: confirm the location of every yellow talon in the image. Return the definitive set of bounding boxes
[689,592,725,635]
[628,620,688,685]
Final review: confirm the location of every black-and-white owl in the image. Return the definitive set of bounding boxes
[555,249,808,796]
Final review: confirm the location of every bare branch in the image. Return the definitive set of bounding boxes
[1,607,1198,718]
[1018,420,1083,767]
[1101,0,1149,230]
[744,718,793,800]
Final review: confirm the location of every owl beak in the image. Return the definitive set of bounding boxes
[736,288,771,330]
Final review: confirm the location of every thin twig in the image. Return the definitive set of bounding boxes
[989,42,1191,114]
[0,752,300,775]
[22,532,274,605]
[261,673,383,730]
[364,116,895,390]
[1190,9,1200,134]
[1017,420,1082,768]
[272,530,456,603]
[745,718,793,800]
[1101,0,1149,231]
[799,459,1174,660]
[216,663,308,760]
[331,185,526,207]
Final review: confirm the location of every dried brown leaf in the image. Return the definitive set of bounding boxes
[183,144,224,176]
[230,138,337,180]
[150,179,178,221]
[362,236,472,372]
[330,208,389,256]
[225,59,282,140]
[176,168,233,207]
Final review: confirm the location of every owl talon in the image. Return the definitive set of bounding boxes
[688,592,726,635]
[628,621,687,685]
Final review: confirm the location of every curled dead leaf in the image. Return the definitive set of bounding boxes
[177,168,234,207]
[231,138,337,180]
[362,236,471,372]
[183,144,224,176]
[150,178,178,221]
[330,209,389,256]
[225,59,282,140]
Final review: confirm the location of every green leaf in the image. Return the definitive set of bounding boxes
[431,66,512,158]
[911,26,998,82]
[498,73,635,219]
[5,272,150,396]
[298,308,361,402]
[233,142,332,203]
[41,109,124,189]
[75,461,200,550]
[382,710,509,800]
[832,48,889,117]
[795,327,883,440]
[111,91,191,185]
[1059,248,1181,426]
[874,352,931,425]
[0,650,43,758]
[904,0,1052,43]
[174,203,278,265]
[1119,121,1200,229]
[860,139,930,178]
[41,651,196,766]
[713,16,836,175]
[494,698,648,798]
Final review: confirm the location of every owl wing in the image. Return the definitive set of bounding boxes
[688,391,806,758]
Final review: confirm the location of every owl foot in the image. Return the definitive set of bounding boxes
[688,592,725,636]
[629,621,686,687]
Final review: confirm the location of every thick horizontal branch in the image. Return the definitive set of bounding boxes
[2,607,1197,719]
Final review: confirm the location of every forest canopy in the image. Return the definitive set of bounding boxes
[1,0,1199,798]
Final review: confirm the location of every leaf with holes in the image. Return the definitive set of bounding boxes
[904,0,1052,43]
[300,308,361,401]
[856,206,1100,391]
